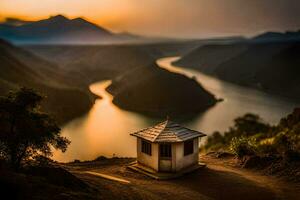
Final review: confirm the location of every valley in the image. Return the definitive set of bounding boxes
[175,31,300,100]
[1,3,300,200]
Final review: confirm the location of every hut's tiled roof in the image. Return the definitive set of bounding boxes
[130,120,206,143]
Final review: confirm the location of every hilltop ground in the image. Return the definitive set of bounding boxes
[62,154,300,200]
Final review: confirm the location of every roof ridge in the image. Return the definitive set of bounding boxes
[165,120,182,139]
[152,120,168,142]
[153,120,181,142]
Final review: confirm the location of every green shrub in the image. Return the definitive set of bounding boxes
[202,113,270,152]
[229,137,257,158]
[203,109,300,159]
[224,113,270,140]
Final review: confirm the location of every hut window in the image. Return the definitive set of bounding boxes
[160,144,171,158]
[184,140,194,156]
[141,140,152,155]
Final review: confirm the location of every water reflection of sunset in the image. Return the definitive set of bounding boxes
[53,81,157,162]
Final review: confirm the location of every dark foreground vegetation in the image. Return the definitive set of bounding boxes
[0,88,93,199]
[202,108,300,182]
[0,89,109,199]
[0,88,69,170]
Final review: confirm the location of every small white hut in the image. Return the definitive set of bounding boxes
[130,120,206,173]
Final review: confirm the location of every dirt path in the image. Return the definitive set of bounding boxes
[201,156,300,200]
[66,156,300,200]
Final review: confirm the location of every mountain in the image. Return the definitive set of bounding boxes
[175,38,300,100]
[1,17,34,26]
[23,41,220,117]
[0,15,170,44]
[0,15,121,44]
[252,30,300,43]
[106,63,217,117]
[25,44,160,82]
[24,40,210,83]
[250,42,300,97]
[175,30,300,73]
[214,42,293,85]
[0,39,92,123]
[213,41,300,100]
[174,43,248,74]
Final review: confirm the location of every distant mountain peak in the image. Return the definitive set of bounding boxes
[71,17,85,22]
[253,30,300,42]
[49,15,69,21]
[0,14,148,44]
[70,17,92,25]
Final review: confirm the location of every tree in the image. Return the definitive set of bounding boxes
[204,131,225,150]
[203,113,270,151]
[223,113,270,143]
[0,87,70,170]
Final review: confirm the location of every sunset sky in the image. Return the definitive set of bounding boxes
[1,0,300,38]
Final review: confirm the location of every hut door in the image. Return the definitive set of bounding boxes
[159,144,172,172]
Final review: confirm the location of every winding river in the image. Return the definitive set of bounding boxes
[53,57,298,162]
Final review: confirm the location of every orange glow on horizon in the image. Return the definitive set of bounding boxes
[0,0,133,32]
[1,13,132,33]
[1,0,300,38]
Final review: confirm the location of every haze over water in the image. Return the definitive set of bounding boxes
[53,57,298,162]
